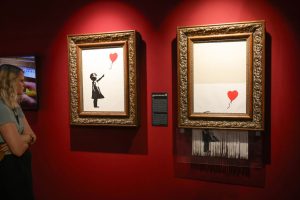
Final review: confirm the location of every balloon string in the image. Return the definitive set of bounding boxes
[109,62,113,70]
[227,101,232,109]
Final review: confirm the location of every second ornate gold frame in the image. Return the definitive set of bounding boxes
[177,21,265,130]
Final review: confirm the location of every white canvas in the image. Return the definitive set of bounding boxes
[81,47,125,112]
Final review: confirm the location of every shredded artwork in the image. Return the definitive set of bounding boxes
[192,129,248,159]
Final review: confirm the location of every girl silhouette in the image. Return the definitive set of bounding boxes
[90,73,104,108]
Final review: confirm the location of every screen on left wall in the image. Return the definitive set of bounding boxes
[0,56,38,110]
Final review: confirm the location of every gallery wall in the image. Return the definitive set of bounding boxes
[1,0,299,199]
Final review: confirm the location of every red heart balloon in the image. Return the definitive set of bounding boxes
[109,53,118,63]
[227,90,238,102]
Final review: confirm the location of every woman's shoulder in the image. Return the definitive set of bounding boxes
[0,100,11,113]
[0,99,8,110]
[0,100,14,124]
[0,99,23,118]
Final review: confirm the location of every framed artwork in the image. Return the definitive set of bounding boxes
[0,56,38,110]
[177,21,265,130]
[68,30,138,126]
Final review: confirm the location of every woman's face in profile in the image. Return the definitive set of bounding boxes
[16,72,25,95]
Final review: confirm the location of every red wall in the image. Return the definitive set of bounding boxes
[1,0,300,199]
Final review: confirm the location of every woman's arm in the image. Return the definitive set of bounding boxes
[0,123,32,156]
[0,143,10,154]
[22,116,36,144]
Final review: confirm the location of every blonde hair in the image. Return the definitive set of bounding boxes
[0,64,23,108]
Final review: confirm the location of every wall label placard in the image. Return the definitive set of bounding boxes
[152,93,168,126]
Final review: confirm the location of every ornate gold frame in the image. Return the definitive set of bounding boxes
[177,21,265,130]
[68,30,138,126]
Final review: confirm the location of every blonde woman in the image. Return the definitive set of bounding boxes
[0,64,36,199]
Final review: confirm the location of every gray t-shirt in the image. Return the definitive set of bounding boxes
[0,99,24,144]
